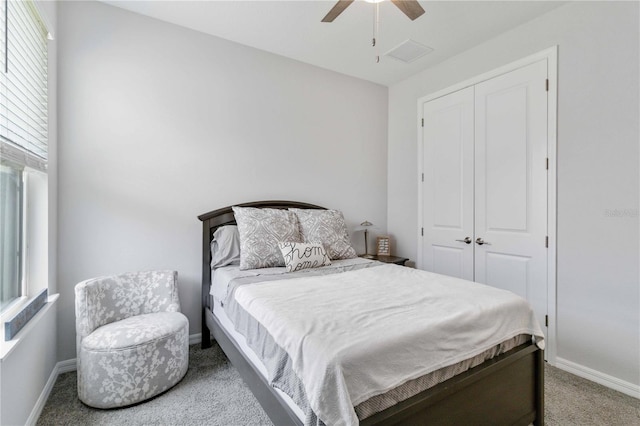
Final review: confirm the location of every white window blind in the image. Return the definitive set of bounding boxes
[0,0,48,312]
[0,0,48,172]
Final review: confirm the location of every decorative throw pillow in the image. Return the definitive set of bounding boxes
[289,208,357,260]
[232,206,302,270]
[278,242,331,272]
[210,225,241,269]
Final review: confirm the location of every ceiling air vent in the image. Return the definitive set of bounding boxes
[384,39,433,63]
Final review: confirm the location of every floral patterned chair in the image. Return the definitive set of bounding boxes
[75,270,189,408]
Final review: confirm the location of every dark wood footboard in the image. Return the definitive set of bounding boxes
[361,343,544,426]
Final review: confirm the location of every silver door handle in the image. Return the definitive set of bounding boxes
[455,237,472,244]
[475,237,491,246]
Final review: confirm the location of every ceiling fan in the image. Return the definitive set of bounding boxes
[322,0,425,23]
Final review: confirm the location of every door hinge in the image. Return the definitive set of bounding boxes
[421,118,424,127]
[546,158,549,170]
[545,315,548,327]
[421,228,424,236]
[545,236,548,248]
[545,79,549,91]
[421,173,424,182]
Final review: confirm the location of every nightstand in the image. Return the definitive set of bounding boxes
[361,255,409,266]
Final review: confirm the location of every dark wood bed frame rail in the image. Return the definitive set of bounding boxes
[199,201,544,426]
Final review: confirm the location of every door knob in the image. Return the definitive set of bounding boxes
[455,237,472,244]
[475,237,491,246]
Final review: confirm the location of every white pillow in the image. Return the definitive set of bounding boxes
[232,206,302,270]
[210,225,241,269]
[278,242,331,272]
[289,208,357,260]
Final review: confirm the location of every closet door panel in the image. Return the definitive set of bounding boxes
[421,87,474,281]
[484,86,529,231]
[474,60,548,328]
[484,252,531,297]
[432,246,467,279]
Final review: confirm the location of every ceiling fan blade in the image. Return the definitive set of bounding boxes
[321,0,355,23]
[391,0,425,21]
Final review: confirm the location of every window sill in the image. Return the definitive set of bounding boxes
[0,296,30,321]
[0,294,58,361]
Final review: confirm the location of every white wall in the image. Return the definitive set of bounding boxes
[388,1,639,389]
[0,300,57,426]
[56,1,388,361]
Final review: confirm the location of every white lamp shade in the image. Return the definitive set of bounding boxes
[354,221,378,232]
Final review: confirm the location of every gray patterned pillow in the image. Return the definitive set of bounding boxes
[289,208,357,260]
[232,206,302,270]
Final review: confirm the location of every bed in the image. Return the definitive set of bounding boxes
[199,201,545,426]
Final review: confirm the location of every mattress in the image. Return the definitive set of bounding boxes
[211,262,533,425]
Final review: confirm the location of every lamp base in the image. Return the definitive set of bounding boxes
[361,254,376,259]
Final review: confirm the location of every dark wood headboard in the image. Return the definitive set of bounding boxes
[197,200,325,347]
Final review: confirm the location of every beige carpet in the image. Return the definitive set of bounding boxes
[544,364,639,425]
[37,343,639,425]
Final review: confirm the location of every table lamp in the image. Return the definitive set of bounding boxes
[355,220,375,258]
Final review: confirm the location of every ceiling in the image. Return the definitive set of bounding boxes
[101,1,565,86]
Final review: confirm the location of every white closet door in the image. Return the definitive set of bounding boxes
[421,87,474,281]
[474,59,548,328]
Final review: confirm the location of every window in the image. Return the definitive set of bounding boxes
[0,0,48,312]
[0,162,22,310]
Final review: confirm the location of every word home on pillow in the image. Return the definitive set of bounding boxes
[279,242,331,272]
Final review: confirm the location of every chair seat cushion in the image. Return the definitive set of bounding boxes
[82,311,187,351]
[78,311,189,408]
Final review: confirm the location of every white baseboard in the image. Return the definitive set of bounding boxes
[27,333,203,424]
[555,357,640,399]
[25,358,74,426]
[189,333,202,346]
[57,358,77,374]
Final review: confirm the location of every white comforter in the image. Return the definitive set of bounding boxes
[235,264,545,426]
